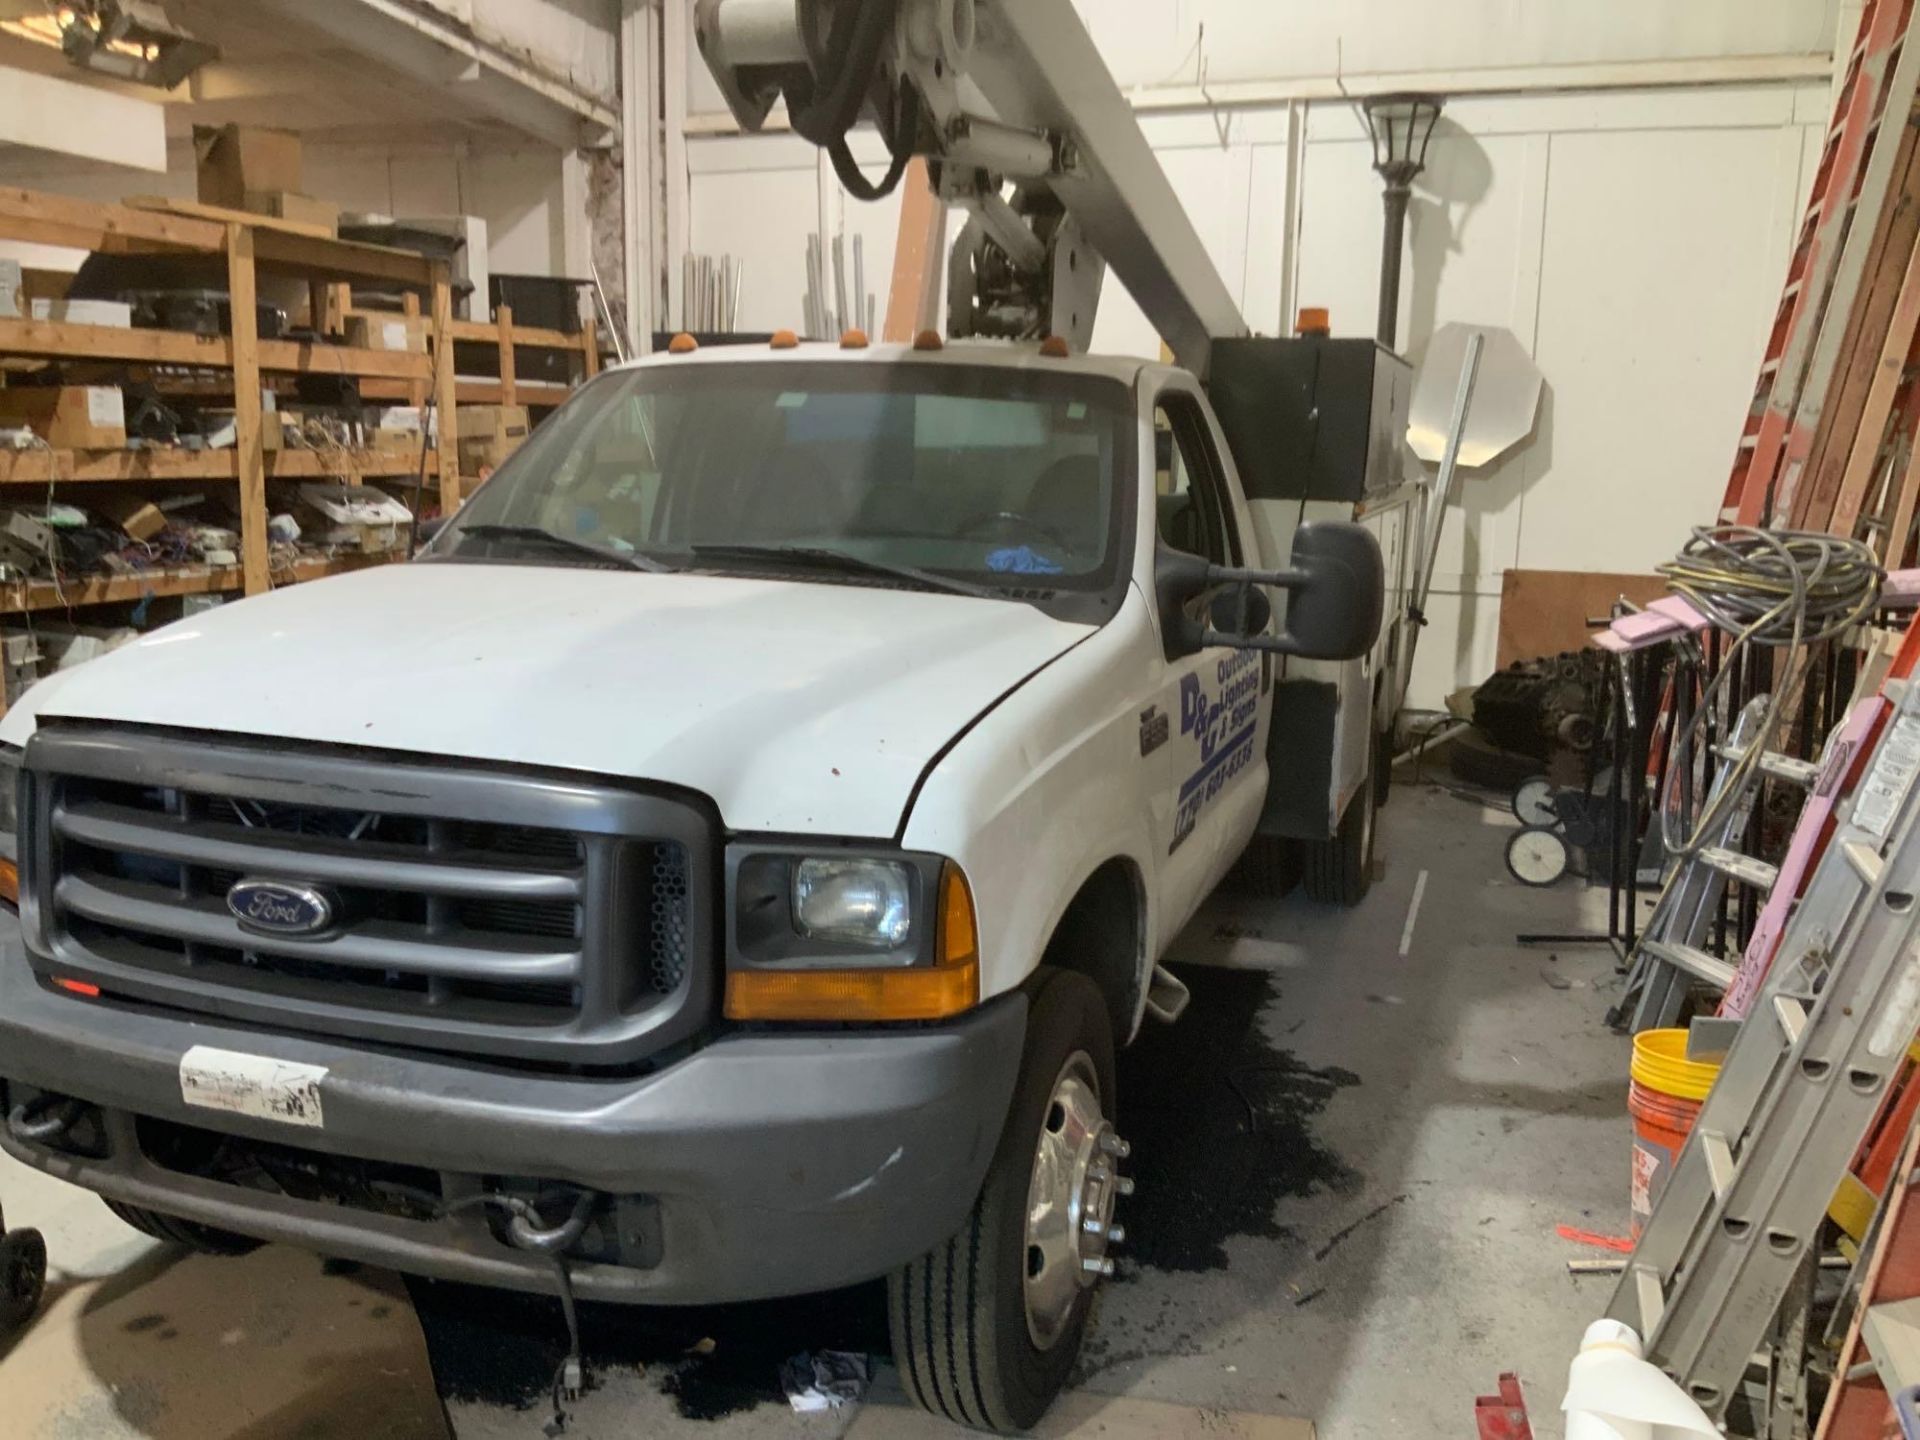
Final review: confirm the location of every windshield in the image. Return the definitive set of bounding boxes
[431,360,1134,605]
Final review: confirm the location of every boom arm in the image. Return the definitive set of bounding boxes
[695,0,1249,374]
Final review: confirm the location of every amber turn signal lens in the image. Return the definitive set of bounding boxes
[0,856,16,906]
[724,863,980,1023]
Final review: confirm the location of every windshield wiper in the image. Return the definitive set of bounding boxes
[688,543,995,599]
[452,523,670,573]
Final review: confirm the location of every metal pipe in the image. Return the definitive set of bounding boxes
[1377,183,1411,348]
[832,234,849,335]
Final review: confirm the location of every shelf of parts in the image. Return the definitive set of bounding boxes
[0,551,402,616]
[0,184,460,599]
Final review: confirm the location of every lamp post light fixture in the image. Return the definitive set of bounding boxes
[1363,92,1443,350]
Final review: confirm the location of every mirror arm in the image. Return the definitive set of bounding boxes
[1205,563,1312,591]
[1198,629,1305,655]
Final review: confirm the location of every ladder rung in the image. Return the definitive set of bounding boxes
[1700,1130,1737,1200]
[1844,838,1886,885]
[1698,846,1780,892]
[1634,1265,1666,1333]
[1642,939,1738,990]
[1714,743,1821,788]
[1775,995,1808,1044]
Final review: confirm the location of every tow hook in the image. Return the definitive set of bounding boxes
[7,1096,83,1145]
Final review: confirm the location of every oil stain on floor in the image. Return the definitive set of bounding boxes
[414,964,1356,1424]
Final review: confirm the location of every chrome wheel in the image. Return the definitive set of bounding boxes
[1022,1051,1129,1351]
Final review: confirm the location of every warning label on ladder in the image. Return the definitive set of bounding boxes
[1853,714,1920,840]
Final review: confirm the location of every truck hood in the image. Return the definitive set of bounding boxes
[0,562,1094,836]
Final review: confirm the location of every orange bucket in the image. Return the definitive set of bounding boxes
[1627,1029,1720,1240]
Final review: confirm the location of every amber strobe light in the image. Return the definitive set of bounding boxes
[725,863,980,1022]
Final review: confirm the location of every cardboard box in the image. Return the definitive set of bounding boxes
[0,386,127,449]
[456,404,530,446]
[28,298,132,328]
[345,314,428,354]
[195,124,302,210]
[243,190,339,234]
[92,492,169,543]
[458,436,524,477]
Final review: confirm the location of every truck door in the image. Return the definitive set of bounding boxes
[1146,381,1272,930]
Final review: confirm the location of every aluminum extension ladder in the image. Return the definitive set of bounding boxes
[1616,696,1820,1034]
[1608,674,1920,1420]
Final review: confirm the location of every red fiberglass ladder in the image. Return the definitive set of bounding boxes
[1727,0,1919,528]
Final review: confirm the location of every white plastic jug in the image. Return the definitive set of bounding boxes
[1561,1319,1719,1440]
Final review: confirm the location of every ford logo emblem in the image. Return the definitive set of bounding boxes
[227,878,337,937]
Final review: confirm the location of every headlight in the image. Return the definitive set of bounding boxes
[793,858,912,947]
[725,847,978,1022]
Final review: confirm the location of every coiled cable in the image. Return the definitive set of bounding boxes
[1654,525,1882,858]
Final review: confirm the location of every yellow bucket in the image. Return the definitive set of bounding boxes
[1630,1028,1720,1102]
[1627,1029,1722,1238]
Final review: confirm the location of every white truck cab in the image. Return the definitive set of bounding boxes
[0,337,1385,1431]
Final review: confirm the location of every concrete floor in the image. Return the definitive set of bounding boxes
[1,779,1636,1438]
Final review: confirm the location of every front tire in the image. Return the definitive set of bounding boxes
[1305,741,1379,907]
[888,970,1123,1433]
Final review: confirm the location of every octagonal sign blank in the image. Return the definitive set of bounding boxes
[1406,322,1544,469]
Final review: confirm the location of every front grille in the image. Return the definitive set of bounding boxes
[23,727,713,1066]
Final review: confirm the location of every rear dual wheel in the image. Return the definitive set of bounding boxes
[888,970,1127,1433]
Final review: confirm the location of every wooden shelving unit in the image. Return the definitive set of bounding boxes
[0,184,460,602]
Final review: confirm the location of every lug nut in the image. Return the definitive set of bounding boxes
[1107,1224,1126,1246]
[1115,1176,1136,1197]
[1083,1217,1105,1236]
[1089,1162,1111,1184]
[1099,1134,1131,1159]
[1082,1256,1115,1277]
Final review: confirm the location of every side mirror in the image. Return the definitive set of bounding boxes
[1154,521,1384,661]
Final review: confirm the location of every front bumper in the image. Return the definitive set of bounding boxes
[0,925,1027,1303]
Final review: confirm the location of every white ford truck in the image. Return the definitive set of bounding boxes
[0,0,1413,1431]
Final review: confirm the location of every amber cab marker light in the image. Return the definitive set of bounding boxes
[725,863,980,1023]
[839,328,870,350]
[54,977,100,998]
[667,331,699,354]
[912,329,944,351]
[0,856,16,906]
[770,328,799,349]
[1038,335,1071,358]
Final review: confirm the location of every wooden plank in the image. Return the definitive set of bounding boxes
[0,447,434,484]
[1828,235,1920,537]
[255,337,430,382]
[123,194,335,241]
[0,552,400,615]
[1788,136,1920,528]
[250,228,435,290]
[0,185,224,256]
[403,292,428,409]
[363,377,573,407]
[431,268,460,515]
[1883,423,1920,566]
[883,157,944,343]
[0,316,232,367]
[496,302,517,408]
[583,314,600,378]
[227,224,270,599]
[0,318,429,380]
[1498,569,1669,668]
[448,318,582,350]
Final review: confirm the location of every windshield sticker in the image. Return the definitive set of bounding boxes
[986,545,1063,575]
[775,392,809,408]
[1171,650,1260,852]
